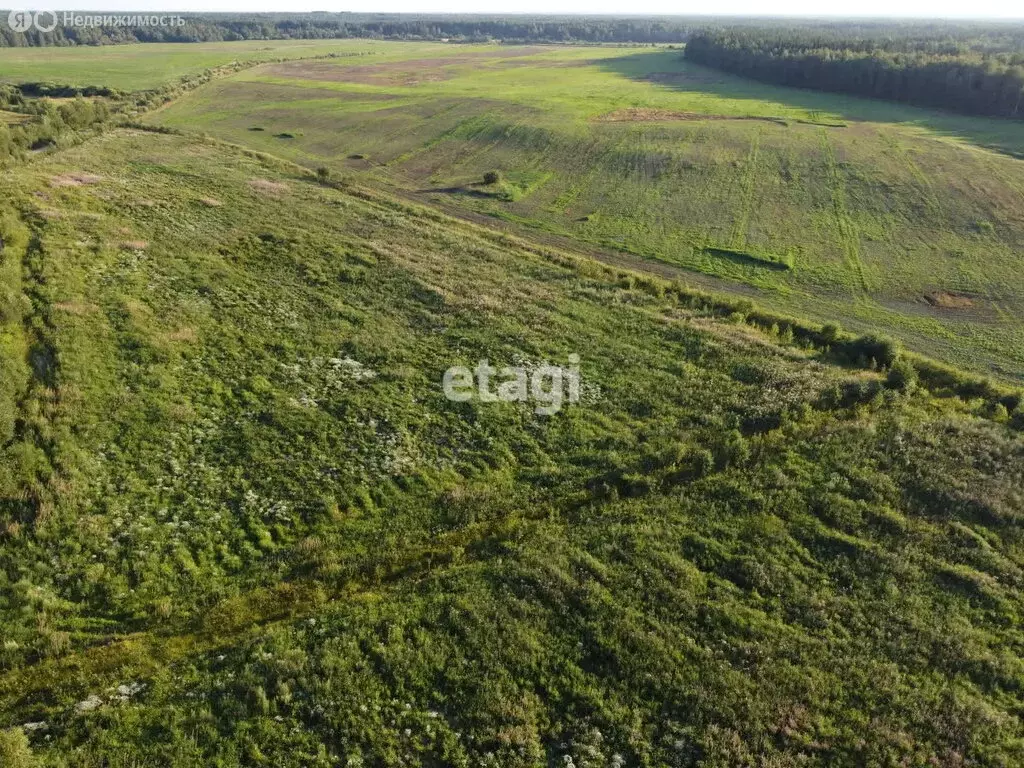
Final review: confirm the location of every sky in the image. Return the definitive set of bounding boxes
[23,2,1024,19]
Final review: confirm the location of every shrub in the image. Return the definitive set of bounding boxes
[820,322,841,344]
[315,166,332,183]
[690,448,715,478]
[886,358,918,393]
[483,170,501,185]
[845,333,900,369]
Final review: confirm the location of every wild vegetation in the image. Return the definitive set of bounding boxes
[0,32,1022,767]
[0,126,1020,766]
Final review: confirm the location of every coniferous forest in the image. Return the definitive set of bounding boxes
[684,28,1024,118]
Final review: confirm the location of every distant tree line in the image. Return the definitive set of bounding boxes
[0,13,711,46]
[684,29,1024,119]
[5,14,1024,50]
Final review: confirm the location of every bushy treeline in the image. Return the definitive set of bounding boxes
[685,29,1024,118]
[0,90,111,163]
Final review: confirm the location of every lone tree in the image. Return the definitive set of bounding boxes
[483,170,501,185]
[316,167,332,184]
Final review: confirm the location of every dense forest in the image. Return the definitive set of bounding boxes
[684,29,1024,119]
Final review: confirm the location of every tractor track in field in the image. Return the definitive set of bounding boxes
[881,132,944,220]
[730,128,761,250]
[819,129,870,295]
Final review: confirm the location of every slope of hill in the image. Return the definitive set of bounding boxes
[146,45,1024,382]
[0,128,1022,765]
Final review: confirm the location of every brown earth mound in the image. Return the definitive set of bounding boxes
[925,291,975,309]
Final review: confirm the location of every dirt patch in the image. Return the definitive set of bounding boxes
[120,240,149,251]
[50,172,103,187]
[926,291,975,309]
[248,179,289,196]
[199,197,223,207]
[597,108,787,126]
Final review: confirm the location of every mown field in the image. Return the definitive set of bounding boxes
[146,45,1024,381]
[0,126,1021,766]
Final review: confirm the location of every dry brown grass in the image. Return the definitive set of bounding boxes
[54,300,99,316]
[49,172,103,187]
[248,178,289,196]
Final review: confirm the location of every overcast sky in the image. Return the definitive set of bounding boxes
[29,2,1024,19]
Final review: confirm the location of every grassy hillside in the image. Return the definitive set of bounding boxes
[0,129,1021,765]
[147,45,1024,381]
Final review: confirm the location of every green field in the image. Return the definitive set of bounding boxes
[0,39,418,91]
[146,45,1024,381]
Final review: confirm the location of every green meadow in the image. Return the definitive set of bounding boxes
[0,39,419,91]
[149,45,1024,381]
[0,38,1022,766]
[0,127,1022,766]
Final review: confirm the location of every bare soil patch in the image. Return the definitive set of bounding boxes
[925,291,975,309]
[199,197,223,207]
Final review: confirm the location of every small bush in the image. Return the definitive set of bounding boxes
[820,323,841,344]
[483,170,501,185]
[886,358,918,393]
[690,448,715,478]
[315,166,331,183]
[844,333,900,369]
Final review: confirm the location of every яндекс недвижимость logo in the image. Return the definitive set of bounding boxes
[7,10,185,32]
